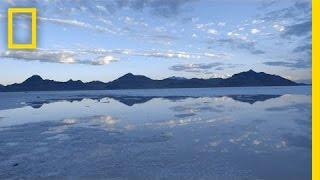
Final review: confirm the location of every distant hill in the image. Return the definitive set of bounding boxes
[105,70,300,89]
[219,70,298,87]
[2,75,107,92]
[0,70,303,92]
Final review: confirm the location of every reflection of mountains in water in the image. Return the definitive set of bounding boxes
[27,94,282,108]
[226,95,282,104]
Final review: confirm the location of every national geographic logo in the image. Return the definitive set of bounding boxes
[7,8,37,49]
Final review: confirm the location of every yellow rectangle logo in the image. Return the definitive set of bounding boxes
[7,8,37,49]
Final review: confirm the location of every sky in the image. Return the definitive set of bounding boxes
[0,0,311,85]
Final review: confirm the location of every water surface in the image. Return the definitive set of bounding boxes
[0,86,311,179]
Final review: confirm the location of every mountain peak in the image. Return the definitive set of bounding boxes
[67,79,82,83]
[24,75,43,83]
[123,73,135,77]
[245,69,257,74]
[166,76,187,80]
[117,73,151,80]
[117,73,138,80]
[231,69,258,77]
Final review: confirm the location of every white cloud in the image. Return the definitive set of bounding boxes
[120,16,148,27]
[86,49,227,60]
[217,22,226,26]
[0,49,117,65]
[96,5,107,11]
[252,20,264,24]
[227,32,247,40]
[1,50,76,64]
[38,17,117,34]
[0,48,228,66]
[207,29,217,35]
[273,24,285,32]
[91,55,117,65]
[251,28,260,34]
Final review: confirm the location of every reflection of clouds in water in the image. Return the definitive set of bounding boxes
[151,95,311,154]
[46,133,70,141]
[0,93,311,179]
[170,102,224,116]
[99,116,117,125]
[200,117,299,154]
[63,118,77,124]
[275,141,287,149]
[68,115,119,127]
[174,113,196,118]
[145,116,231,127]
[43,115,130,137]
[229,131,252,144]
[252,139,262,145]
[266,103,311,112]
[1,94,311,155]
[208,140,222,147]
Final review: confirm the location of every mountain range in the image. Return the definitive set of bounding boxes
[0,70,305,92]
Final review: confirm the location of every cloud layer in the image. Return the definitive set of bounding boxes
[0,49,227,65]
[0,50,118,65]
[169,62,239,74]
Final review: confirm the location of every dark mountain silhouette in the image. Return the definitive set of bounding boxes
[2,75,107,92]
[105,73,156,89]
[105,70,299,89]
[0,70,304,92]
[220,70,297,87]
[165,76,188,80]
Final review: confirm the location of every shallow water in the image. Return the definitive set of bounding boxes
[0,87,311,180]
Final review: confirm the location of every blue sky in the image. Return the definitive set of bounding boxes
[0,0,311,85]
